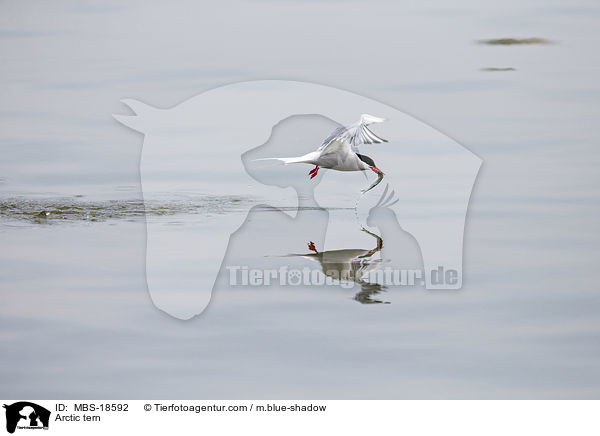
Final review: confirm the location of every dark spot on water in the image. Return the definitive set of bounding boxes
[481,67,516,72]
[477,37,553,45]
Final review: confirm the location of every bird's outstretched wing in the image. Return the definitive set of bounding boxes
[318,138,354,168]
[318,114,387,152]
[320,137,352,156]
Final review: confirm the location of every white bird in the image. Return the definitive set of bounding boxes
[258,114,388,192]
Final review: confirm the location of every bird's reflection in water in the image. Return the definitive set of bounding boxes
[292,228,390,304]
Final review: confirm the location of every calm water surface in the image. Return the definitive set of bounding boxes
[1,0,600,398]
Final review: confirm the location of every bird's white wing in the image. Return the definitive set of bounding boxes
[317,137,354,169]
[319,137,352,157]
[318,126,347,151]
[318,117,387,152]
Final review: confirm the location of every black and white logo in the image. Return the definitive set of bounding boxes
[3,402,50,434]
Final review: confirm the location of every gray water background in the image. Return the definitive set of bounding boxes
[1,0,600,398]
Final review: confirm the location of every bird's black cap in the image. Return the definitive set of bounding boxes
[356,153,376,167]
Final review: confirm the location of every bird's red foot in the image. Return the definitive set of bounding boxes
[308,241,318,254]
[309,165,320,179]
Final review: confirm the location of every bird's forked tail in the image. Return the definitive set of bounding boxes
[252,152,317,166]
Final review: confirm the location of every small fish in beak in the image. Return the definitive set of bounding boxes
[362,166,385,193]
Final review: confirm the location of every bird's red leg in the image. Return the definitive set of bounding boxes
[309,165,320,179]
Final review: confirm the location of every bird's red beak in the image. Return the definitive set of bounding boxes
[370,166,384,175]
